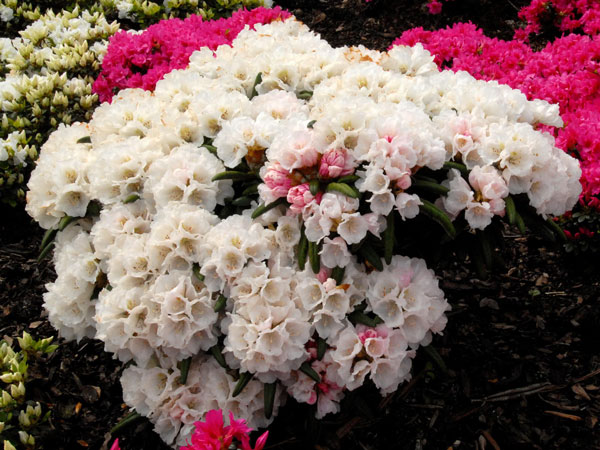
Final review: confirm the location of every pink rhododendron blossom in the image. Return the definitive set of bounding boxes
[263,163,292,198]
[181,409,268,450]
[110,439,120,450]
[287,183,319,214]
[318,148,354,179]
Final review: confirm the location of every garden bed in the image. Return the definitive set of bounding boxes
[1,1,599,449]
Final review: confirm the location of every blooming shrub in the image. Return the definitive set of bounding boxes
[393,15,600,251]
[26,18,580,447]
[0,0,275,206]
[516,0,600,40]
[93,7,291,103]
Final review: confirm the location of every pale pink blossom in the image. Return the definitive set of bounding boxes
[263,163,292,198]
[318,148,355,179]
[468,166,509,200]
[287,183,319,214]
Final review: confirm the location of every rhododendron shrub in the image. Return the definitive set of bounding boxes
[26,18,580,447]
[93,7,291,103]
[393,16,599,252]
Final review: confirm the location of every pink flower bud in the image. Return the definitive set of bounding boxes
[287,183,318,214]
[318,148,354,179]
[317,267,332,283]
[263,163,292,198]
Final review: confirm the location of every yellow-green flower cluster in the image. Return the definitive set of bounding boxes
[0,333,57,450]
[0,7,117,206]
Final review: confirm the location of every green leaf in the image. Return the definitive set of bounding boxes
[331,266,345,285]
[515,211,527,234]
[308,240,320,274]
[251,197,287,219]
[307,120,316,129]
[337,174,360,184]
[231,196,252,207]
[57,215,74,232]
[297,227,308,271]
[76,136,91,144]
[192,263,205,282]
[546,217,567,242]
[326,182,359,199]
[443,161,469,176]
[264,382,277,419]
[110,411,142,435]
[37,242,55,263]
[358,242,383,271]
[299,362,320,383]
[241,184,259,196]
[505,196,517,225]
[419,199,456,239]
[202,144,218,155]
[122,194,140,204]
[309,179,319,196]
[178,357,192,385]
[211,171,259,182]
[348,311,383,328]
[214,294,227,313]
[210,344,228,369]
[317,337,327,361]
[297,90,313,100]
[384,213,394,265]
[40,228,57,251]
[411,179,450,196]
[249,72,262,100]
[232,372,253,397]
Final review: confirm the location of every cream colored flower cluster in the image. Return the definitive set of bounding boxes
[26,18,581,447]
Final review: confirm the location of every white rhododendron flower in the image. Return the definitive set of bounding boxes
[26,17,581,448]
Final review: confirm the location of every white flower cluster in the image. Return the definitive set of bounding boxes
[121,355,279,447]
[26,18,581,447]
[0,0,273,205]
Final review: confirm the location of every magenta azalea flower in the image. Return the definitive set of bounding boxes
[181,409,268,450]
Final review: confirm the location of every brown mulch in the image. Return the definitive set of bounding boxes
[1,1,599,449]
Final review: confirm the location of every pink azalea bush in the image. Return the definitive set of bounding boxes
[93,7,290,103]
[392,3,600,251]
[516,0,600,40]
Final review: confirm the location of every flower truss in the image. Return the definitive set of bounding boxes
[26,18,581,448]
